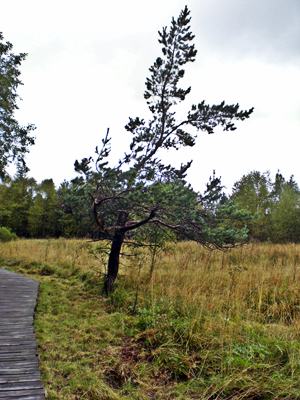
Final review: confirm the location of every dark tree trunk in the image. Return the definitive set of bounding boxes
[102,208,157,294]
[103,210,128,294]
[104,230,125,294]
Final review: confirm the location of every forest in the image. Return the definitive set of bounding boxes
[0,169,299,243]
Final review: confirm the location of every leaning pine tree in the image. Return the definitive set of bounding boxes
[75,6,253,294]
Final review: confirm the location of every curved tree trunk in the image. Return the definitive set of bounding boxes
[103,210,128,294]
[102,208,157,294]
[104,230,125,294]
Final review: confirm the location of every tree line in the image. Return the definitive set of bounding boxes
[0,169,299,243]
[0,176,91,238]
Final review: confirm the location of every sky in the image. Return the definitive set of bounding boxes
[1,0,299,192]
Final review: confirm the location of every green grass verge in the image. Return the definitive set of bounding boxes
[2,258,300,399]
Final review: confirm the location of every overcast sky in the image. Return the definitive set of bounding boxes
[2,0,299,192]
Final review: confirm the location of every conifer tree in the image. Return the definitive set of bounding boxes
[76,6,253,293]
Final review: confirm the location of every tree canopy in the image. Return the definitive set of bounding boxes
[0,32,35,179]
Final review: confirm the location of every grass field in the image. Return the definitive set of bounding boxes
[1,239,300,399]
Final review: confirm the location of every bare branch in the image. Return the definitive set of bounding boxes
[150,218,181,230]
[123,240,160,248]
[121,207,159,232]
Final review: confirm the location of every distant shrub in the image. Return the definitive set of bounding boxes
[0,227,17,242]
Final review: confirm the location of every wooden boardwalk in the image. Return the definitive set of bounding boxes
[0,269,45,399]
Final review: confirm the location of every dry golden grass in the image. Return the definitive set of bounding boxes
[0,238,99,271]
[2,238,300,326]
[132,241,300,325]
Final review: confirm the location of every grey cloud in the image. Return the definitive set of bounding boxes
[191,0,300,62]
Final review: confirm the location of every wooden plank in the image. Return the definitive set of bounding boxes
[0,348,37,355]
[0,344,36,350]
[0,369,40,376]
[0,396,45,400]
[0,389,45,398]
[0,269,45,399]
[0,374,41,383]
[0,354,37,361]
